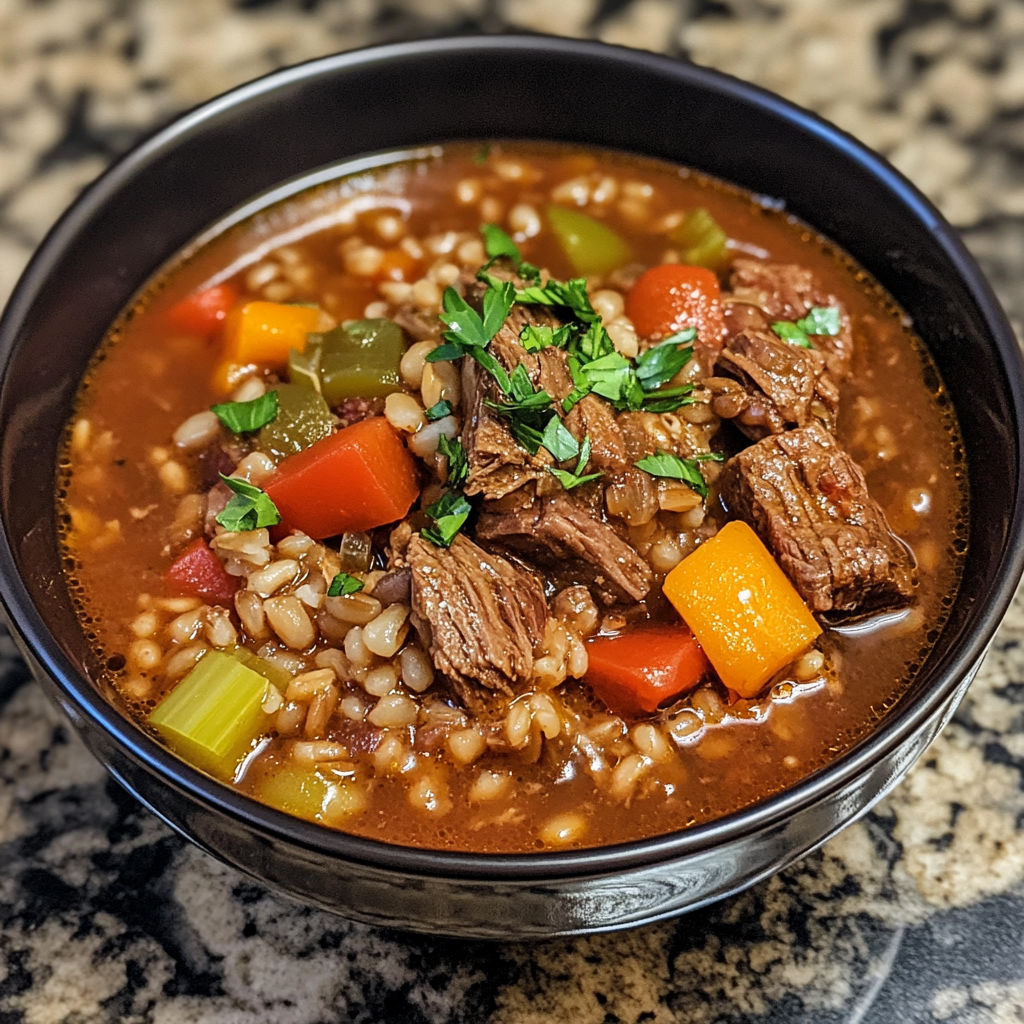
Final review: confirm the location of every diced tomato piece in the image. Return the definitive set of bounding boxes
[166,284,240,335]
[166,539,238,605]
[264,416,420,540]
[625,264,725,354]
[585,626,710,717]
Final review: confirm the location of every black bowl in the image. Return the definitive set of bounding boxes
[1,36,1021,938]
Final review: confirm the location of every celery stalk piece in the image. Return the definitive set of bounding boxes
[256,381,333,459]
[149,650,273,781]
[229,646,291,690]
[257,764,366,825]
[316,318,405,406]
[546,206,632,277]
[670,208,728,271]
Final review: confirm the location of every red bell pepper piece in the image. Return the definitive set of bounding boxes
[166,283,240,335]
[166,538,238,605]
[264,416,420,540]
[585,626,710,717]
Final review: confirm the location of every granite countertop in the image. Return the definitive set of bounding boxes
[3,1,1024,1020]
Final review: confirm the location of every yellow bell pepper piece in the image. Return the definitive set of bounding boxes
[224,301,321,368]
[662,520,821,698]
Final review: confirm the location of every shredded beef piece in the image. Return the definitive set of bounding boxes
[476,491,653,605]
[725,258,853,379]
[336,396,384,426]
[197,440,245,490]
[713,328,839,439]
[400,532,549,710]
[720,421,914,615]
[392,306,442,342]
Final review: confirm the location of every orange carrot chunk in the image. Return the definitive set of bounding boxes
[166,283,239,335]
[264,416,420,539]
[662,520,821,698]
[625,263,725,351]
[586,626,710,717]
[223,301,322,368]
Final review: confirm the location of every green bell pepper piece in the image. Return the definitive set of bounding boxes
[547,205,632,277]
[315,318,405,406]
[149,650,272,781]
[288,342,322,393]
[670,208,728,271]
[257,382,333,460]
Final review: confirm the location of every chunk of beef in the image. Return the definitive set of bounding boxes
[477,490,653,605]
[401,532,549,710]
[336,396,384,426]
[713,328,839,439]
[725,258,853,379]
[720,422,914,615]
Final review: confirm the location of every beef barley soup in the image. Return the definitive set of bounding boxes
[58,143,967,852]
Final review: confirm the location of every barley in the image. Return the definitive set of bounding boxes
[286,668,336,702]
[203,606,237,648]
[369,693,419,728]
[314,647,351,681]
[344,244,384,277]
[321,781,367,824]
[408,771,452,815]
[664,709,704,744]
[374,212,405,242]
[552,176,591,206]
[325,592,381,625]
[384,392,426,434]
[420,360,460,409]
[363,603,410,658]
[400,646,434,693]
[541,812,587,846]
[456,238,485,265]
[469,770,512,802]
[681,403,716,425]
[303,683,339,739]
[276,533,315,559]
[617,197,649,224]
[793,649,825,681]
[508,203,540,238]
[494,158,532,182]
[71,418,92,455]
[292,740,350,765]
[344,625,375,668]
[363,664,398,697]
[364,300,389,318]
[167,607,204,644]
[447,727,486,765]
[261,684,284,715]
[128,639,162,672]
[632,723,671,762]
[230,377,266,403]
[424,231,460,255]
[606,319,638,359]
[234,590,268,640]
[479,196,503,222]
[566,631,588,678]
[264,596,315,650]
[658,481,701,512]
[400,339,436,389]
[649,535,684,574]
[679,506,706,530]
[380,280,413,304]
[529,693,561,739]
[590,289,624,322]
[407,415,457,459]
[610,753,648,802]
[247,559,299,597]
[246,262,279,290]
[400,236,424,260]
[532,654,566,689]
[231,452,277,487]
[164,642,207,681]
[411,277,442,311]
[259,646,307,678]
[173,410,220,450]
[159,460,189,494]
[505,700,532,749]
[276,701,306,736]
[455,178,482,204]
[623,180,654,200]
[373,733,409,772]
[591,176,618,204]
[429,262,461,288]
[339,695,366,721]
[131,611,160,639]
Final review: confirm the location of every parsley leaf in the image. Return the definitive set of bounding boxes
[211,390,279,433]
[215,474,281,531]
[640,385,696,413]
[635,451,712,498]
[547,433,602,490]
[771,321,813,348]
[796,306,841,336]
[481,224,521,265]
[482,280,516,340]
[520,323,573,353]
[438,434,468,487]
[540,416,580,462]
[327,572,364,597]
[581,352,634,402]
[424,400,453,422]
[421,490,472,548]
[635,330,695,390]
[439,287,490,348]
[432,285,513,394]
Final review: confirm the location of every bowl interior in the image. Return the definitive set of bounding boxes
[1,36,1020,877]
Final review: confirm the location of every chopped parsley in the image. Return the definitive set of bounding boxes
[771,306,841,349]
[421,489,473,548]
[481,223,521,263]
[520,323,573,353]
[548,434,603,491]
[210,390,279,433]
[424,400,453,422]
[428,284,515,393]
[327,572,364,597]
[635,329,695,390]
[540,415,580,462]
[215,475,281,532]
[635,451,724,499]
[438,434,468,487]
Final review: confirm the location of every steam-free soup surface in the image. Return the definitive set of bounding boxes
[60,143,966,852]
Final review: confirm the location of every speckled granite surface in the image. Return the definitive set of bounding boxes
[3,1,1024,1020]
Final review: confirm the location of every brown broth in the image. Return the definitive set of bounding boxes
[58,142,967,852]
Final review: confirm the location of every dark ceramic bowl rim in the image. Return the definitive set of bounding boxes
[1,34,1022,883]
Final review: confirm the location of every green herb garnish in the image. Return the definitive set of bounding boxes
[428,285,515,393]
[548,434,603,491]
[634,451,723,499]
[424,400,453,422]
[210,391,279,433]
[327,572,364,597]
[481,223,521,264]
[540,416,580,462]
[215,475,281,532]
[771,321,814,348]
[438,434,469,488]
[421,490,473,548]
[635,329,696,390]
[520,323,573,353]
[797,306,841,336]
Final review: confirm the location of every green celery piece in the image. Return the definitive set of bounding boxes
[546,206,632,277]
[257,382,333,460]
[257,764,362,824]
[229,646,291,690]
[149,650,272,781]
[288,340,323,393]
[316,318,405,406]
[670,208,728,271]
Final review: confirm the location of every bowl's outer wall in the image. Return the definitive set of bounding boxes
[0,37,1021,934]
